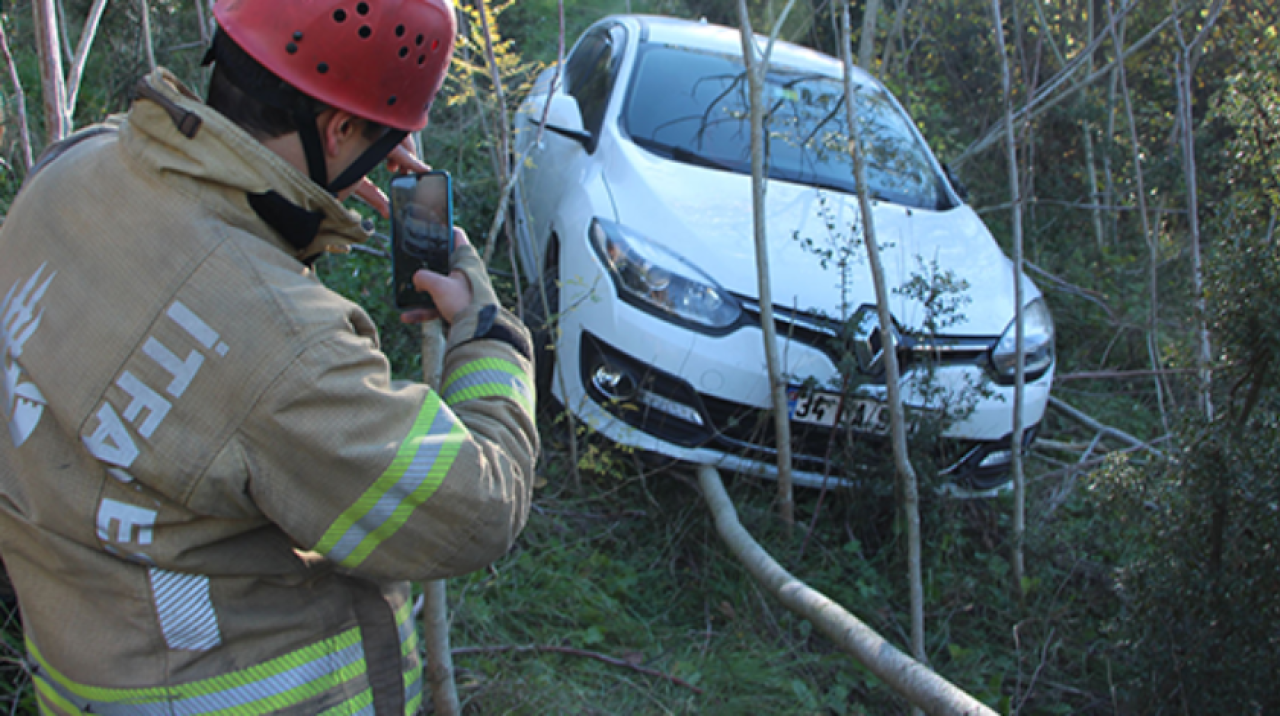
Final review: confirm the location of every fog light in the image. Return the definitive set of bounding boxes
[638,390,705,426]
[592,363,638,400]
[978,449,1013,469]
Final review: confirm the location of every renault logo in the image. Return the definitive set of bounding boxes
[849,305,901,376]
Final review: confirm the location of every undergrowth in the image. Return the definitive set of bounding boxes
[0,414,1134,714]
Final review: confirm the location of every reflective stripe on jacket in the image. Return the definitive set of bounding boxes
[0,70,537,714]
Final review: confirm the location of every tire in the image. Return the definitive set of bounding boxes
[520,263,559,404]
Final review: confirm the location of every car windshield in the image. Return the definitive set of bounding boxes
[621,44,952,210]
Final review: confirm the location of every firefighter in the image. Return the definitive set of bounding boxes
[0,0,537,712]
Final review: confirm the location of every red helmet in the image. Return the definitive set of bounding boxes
[213,0,455,132]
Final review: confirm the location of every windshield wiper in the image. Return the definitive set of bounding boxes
[632,136,739,172]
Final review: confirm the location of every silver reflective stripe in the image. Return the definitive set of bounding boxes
[33,675,169,716]
[396,605,415,646]
[149,568,221,651]
[406,671,424,708]
[441,363,533,411]
[325,406,459,565]
[35,639,368,715]
[169,640,365,715]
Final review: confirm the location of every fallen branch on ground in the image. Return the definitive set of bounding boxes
[698,465,995,715]
[1054,368,1198,383]
[1031,436,1172,485]
[1048,396,1166,459]
[452,644,704,694]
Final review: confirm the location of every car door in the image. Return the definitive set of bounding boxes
[513,22,627,277]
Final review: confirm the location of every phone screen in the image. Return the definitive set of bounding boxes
[390,171,453,309]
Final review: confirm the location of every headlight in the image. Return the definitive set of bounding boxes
[589,218,741,330]
[991,297,1054,381]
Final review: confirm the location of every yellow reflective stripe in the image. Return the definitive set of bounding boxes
[27,626,366,713]
[398,600,423,712]
[314,602,419,715]
[315,392,466,568]
[441,357,534,415]
[34,674,85,716]
[317,687,372,716]
[203,659,366,716]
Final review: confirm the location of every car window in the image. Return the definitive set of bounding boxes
[564,25,625,147]
[621,44,951,211]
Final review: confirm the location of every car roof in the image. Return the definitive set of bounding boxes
[611,14,866,82]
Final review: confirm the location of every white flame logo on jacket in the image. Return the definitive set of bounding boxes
[2,264,54,447]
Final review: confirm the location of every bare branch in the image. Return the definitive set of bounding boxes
[738,0,798,525]
[838,0,926,670]
[858,0,882,72]
[955,1,1176,167]
[138,0,157,72]
[1021,260,1116,320]
[193,0,210,46]
[0,21,35,170]
[1054,368,1198,383]
[65,0,111,118]
[474,0,512,264]
[33,0,70,143]
[699,466,996,715]
[1048,396,1167,459]
[453,644,705,694]
[418,319,460,716]
[990,0,1030,600]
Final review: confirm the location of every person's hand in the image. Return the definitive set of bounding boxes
[400,228,475,325]
[351,136,432,218]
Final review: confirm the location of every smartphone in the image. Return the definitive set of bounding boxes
[390,171,453,310]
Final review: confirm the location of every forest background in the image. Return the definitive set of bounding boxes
[1,0,1277,713]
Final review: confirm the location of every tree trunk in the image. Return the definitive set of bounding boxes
[1105,0,1168,432]
[0,22,35,170]
[858,0,881,73]
[1173,0,1225,421]
[474,0,513,265]
[838,0,924,670]
[990,0,1029,599]
[738,0,797,526]
[419,320,460,716]
[138,0,156,73]
[879,0,910,77]
[65,0,111,120]
[698,466,995,716]
[33,0,70,144]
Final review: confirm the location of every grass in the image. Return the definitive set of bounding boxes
[420,417,1130,714]
[0,409,1133,714]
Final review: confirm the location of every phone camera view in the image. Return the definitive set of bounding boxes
[391,172,452,310]
[401,204,450,264]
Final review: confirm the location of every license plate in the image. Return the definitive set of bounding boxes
[787,388,890,435]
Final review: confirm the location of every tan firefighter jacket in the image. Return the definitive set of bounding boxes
[0,70,538,715]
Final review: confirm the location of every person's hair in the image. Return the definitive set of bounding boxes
[206,64,304,139]
[205,32,389,141]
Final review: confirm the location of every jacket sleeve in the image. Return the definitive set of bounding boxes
[239,307,538,582]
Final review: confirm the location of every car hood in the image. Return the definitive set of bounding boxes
[605,142,1032,336]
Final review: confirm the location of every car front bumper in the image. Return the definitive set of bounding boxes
[550,248,1052,491]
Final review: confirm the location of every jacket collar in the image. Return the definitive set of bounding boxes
[121,70,371,262]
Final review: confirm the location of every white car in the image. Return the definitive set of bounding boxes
[510,15,1054,492]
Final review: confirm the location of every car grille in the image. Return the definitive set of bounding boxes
[579,331,1026,487]
[734,297,995,383]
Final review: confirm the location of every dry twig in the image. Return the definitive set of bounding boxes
[452,644,705,694]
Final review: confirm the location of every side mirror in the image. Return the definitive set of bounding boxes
[533,92,591,147]
[942,163,970,202]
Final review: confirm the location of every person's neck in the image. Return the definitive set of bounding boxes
[259,132,311,178]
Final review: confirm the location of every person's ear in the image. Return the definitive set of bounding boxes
[317,109,363,158]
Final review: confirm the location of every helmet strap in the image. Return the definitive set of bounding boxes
[294,107,331,189]
[327,129,409,195]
